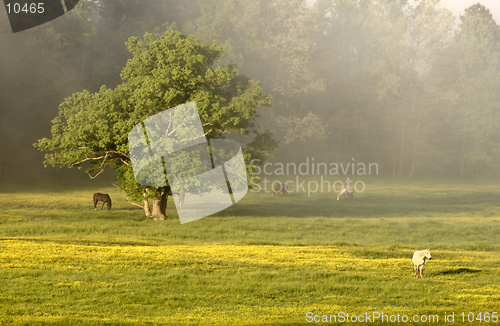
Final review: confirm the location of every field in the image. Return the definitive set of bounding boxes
[0,175,499,325]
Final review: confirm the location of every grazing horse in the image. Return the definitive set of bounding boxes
[337,187,353,201]
[272,181,288,197]
[412,248,432,278]
[93,193,112,210]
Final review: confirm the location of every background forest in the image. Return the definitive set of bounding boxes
[1,0,500,181]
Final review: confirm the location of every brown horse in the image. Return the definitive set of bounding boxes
[93,193,112,210]
[272,181,288,197]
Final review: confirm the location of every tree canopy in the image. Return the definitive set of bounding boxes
[3,0,500,182]
[35,30,273,219]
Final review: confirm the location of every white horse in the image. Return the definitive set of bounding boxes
[412,248,432,278]
[178,193,185,207]
[337,187,353,201]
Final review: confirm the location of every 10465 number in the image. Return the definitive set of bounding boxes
[460,312,498,323]
[6,3,44,14]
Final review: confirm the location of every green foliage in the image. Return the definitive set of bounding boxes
[0,0,96,175]
[35,31,273,205]
[243,130,279,185]
[191,0,325,132]
[189,0,500,178]
[277,112,328,145]
[450,4,500,175]
[6,0,500,185]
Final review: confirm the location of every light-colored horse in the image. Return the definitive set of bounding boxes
[412,248,432,278]
[272,181,288,197]
[337,187,353,201]
[178,193,185,207]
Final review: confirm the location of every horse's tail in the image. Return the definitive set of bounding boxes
[107,196,112,210]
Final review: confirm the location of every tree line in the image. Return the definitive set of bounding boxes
[2,0,500,180]
[189,0,500,178]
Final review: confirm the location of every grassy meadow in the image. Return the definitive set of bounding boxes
[0,175,499,325]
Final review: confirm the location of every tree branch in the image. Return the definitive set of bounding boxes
[88,169,104,179]
[69,150,130,168]
[112,183,145,209]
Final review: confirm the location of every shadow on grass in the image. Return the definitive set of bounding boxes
[350,249,403,259]
[436,268,482,275]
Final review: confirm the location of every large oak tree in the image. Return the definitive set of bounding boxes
[35,30,273,219]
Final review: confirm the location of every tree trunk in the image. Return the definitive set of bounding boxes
[409,121,420,179]
[143,199,152,217]
[460,117,470,178]
[151,195,165,220]
[399,124,405,177]
[460,131,467,178]
[160,187,168,217]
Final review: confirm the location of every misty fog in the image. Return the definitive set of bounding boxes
[1,0,500,183]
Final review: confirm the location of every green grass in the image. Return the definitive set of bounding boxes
[0,176,499,325]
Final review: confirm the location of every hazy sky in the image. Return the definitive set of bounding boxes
[439,0,500,23]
